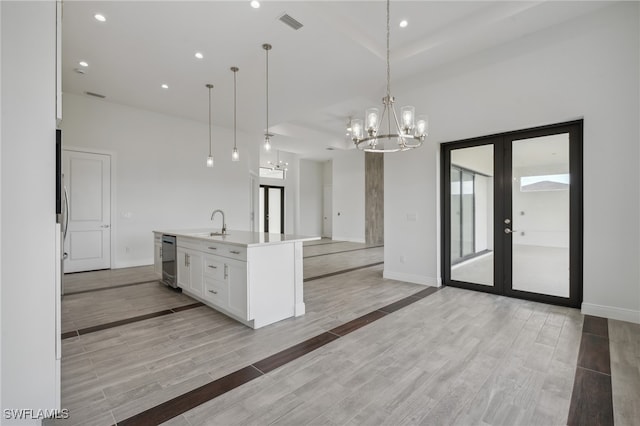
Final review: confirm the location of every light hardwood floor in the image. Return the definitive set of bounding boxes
[55,241,639,426]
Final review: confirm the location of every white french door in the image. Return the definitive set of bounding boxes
[63,150,111,273]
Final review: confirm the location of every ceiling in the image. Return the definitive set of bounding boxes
[62,1,609,161]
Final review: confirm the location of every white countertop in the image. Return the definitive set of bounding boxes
[154,229,320,247]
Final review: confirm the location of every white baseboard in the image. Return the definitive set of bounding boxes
[331,236,366,244]
[581,302,640,324]
[113,259,153,269]
[383,270,440,287]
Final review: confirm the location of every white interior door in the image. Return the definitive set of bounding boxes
[323,185,332,238]
[63,150,111,273]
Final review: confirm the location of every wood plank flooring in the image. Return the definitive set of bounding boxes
[54,240,639,426]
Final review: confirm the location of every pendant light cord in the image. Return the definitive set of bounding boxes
[386,0,391,101]
[233,70,237,149]
[265,46,269,134]
[208,86,212,157]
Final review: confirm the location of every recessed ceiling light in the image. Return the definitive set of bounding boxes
[250,1,260,9]
[399,20,408,28]
[79,61,89,67]
[195,52,204,59]
[161,84,169,89]
[94,13,106,22]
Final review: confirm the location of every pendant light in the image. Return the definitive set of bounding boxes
[350,0,428,152]
[262,43,273,152]
[231,67,240,162]
[205,83,214,167]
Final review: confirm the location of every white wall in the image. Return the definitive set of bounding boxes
[385,3,640,323]
[61,93,255,268]
[299,159,323,237]
[332,150,365,243]
[1,1,59,423]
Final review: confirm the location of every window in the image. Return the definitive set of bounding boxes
[259,167,285,179]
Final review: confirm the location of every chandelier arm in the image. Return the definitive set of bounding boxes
[390,104,405,145]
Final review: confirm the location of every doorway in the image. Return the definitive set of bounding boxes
[441,121,583,307]
[63,149,112,273]
[259,185,285,233]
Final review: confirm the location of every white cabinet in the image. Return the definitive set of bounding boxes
[177,247,189,289]
[176,247,203,297]
[155,231,314,329]
[226,258,248,319]
[202,254,248,320]
[154,236,162,278]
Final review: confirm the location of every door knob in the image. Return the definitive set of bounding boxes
[504,218,511,224]
[504,228,519,234]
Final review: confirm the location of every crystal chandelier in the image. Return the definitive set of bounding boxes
[268,150,288,173]
[351,0,428,152]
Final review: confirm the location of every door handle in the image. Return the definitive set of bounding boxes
[100,224,110,228]
[504,228,519,234]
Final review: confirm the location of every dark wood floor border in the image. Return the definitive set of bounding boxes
[64,280,160,296]
[115,286,439,425]
[303,245,384,259]
[303,261,385,282]
[62,302,205,339]
[253,332,340,374]
[116,365,264,426]
[567,315,614,426]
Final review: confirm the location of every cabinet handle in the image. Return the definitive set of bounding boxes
[224,264,228,279]
[160,247,162,258]
[184,253,188,267]
[208,246,217,250]
[186,253,190,267]
[229,250,241,255]
[208,289,218,295]
[208,265,217,269]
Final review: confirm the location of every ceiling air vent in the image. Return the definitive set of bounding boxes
[278,13,303,30]
[85,91,106,99]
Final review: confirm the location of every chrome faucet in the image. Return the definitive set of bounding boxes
[210,209,226,235]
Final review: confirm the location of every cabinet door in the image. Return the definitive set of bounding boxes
[188,250,203,297]
[154,242,162,278]
[176,248,189,289]
[226,259,248,320]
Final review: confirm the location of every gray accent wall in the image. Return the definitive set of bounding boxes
[365,152,384,245]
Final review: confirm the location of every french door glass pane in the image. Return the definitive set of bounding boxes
[461,171,475,257]
[268,188,282,234]
[450,145,494,286]
[511,134,570,297]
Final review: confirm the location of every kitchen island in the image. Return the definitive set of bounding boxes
[153,229,319,329]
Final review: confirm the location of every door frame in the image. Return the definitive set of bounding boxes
[63,146,116,271]
[440,120,583,308]
[260,184,285,234]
